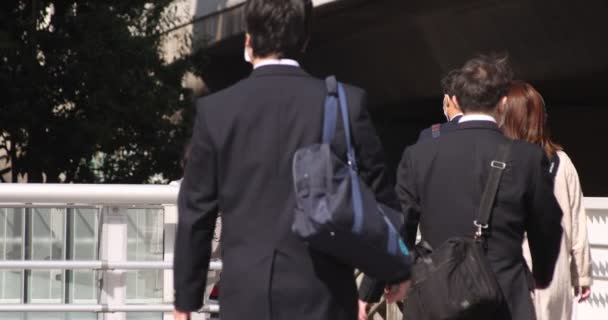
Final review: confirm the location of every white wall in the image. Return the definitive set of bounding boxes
[576,198,608,319]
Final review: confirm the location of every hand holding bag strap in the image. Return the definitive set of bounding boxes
[474,141,512,239]
[322,76,339,144]
[337,83,365,233]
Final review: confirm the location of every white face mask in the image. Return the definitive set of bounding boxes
[244,47,252,63]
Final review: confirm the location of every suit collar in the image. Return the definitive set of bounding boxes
[457,120,502,132]
[450,114,463,123]
[250,65,310,78]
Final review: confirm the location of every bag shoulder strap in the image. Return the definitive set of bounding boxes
[337,83,358,170]
[322,76,339,144]
[321,75,356,168]
[474,141,512,239]
[327,78,365,233]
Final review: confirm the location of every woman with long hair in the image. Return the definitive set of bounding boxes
[497,81,592,320]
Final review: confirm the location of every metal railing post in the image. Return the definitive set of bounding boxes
[100,206,127,320]
[163,204,177,320]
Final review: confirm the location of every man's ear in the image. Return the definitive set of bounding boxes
[496,96,508,114]
[245,33,252,49]
[244,33,254,61]
[450,95,460,110]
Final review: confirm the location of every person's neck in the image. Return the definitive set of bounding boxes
[448,112,463,121]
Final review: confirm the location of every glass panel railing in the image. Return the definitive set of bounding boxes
[127,312,163,320]
[0,312,97,320]
[126,208,164,305]
[28,208,66,304]
[69,208,99,304]
[0,208,24,303]
[0,183,183,319]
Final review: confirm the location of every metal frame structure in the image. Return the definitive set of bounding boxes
[2,184,607,320]
[0,184,218,320]
[0,304,219,313]
[0,260,222,270]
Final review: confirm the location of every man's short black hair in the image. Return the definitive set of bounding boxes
[245,0,313,59]
[440,70,458,96]
[443,54,514,113]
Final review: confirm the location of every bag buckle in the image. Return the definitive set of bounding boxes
[491,161,506,170]
[473,220,489,239]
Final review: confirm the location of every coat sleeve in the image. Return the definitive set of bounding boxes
[395,147,421,249]
[358,146,420,303]
[348,89,399,210]
[347,88,404,302]
[173,100,219,312]
[562,154,592,287]
[525,149,564,289]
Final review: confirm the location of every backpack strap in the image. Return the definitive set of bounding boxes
[431,124,441,138]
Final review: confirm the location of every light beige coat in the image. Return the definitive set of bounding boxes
[523,151,592,320]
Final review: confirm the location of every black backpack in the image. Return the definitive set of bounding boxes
[402,143,511,320]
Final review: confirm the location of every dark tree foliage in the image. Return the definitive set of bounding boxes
[0,0,204,183]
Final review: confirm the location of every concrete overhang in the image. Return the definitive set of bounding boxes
[194,0,346,47]
[194,0,608,107]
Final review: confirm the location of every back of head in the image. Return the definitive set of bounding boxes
[500,81,561,157]
[446,54,514,113]
[245,0,313,59]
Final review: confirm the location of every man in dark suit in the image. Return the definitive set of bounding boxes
[417,72,464,142]
[360,56,563,319]
[173,1,398,319]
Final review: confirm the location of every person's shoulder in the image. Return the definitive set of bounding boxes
[196,79,249,109]
[312,77,366,98]
[418,127,432,140]
[556,150,573,166]
[340,82,365,95]
[511,139,543,158]
[416,121,456,143]
[508,140,549,175]
[406,132,441,157]
[555,150,578,177]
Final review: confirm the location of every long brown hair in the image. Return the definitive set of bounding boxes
[499,81,562,158]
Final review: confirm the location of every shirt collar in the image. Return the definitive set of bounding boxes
[448,113,464,121]
[458,114,497,123]
[253,59,300,69]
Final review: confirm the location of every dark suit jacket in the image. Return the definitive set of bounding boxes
[174,65,397,320]
[416,114,463,142]
[360,121,563,320]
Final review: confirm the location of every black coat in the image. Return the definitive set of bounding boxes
[416,114,463,142]
[174,65,397,320]
[360,121,563,320]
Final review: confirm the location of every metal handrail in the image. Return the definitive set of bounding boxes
[0,260,222,271]
[584,197,608,209]
[0,184,178,205]
[0,304,219,313]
